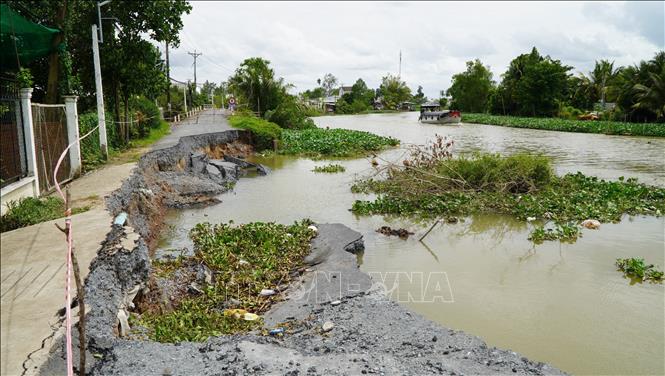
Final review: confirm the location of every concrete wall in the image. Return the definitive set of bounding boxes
[0,176,37,215]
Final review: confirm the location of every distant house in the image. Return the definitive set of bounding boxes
[323,96,337,112]
[400,101,415,111]
[338,86,353,97]
[373,97,385,110]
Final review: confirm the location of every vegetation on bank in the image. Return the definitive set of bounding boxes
[0,197,89,232]
[448,49,665,123]
[229,114,399,157]
[350,138,665,243]
[462,113,665,137]
[138,220,316,342]
[312,164,346,173]
[228,115,282,150]
[615,258,664,283]
[280,128,399,157]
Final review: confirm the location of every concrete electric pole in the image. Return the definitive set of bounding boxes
[188,50,202,88]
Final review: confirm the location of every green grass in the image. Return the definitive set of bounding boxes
[128,120,171,148]
[280,128,399,157]
[0,197,89,232]
[615,258,664,283]
[138,220,316,343]
[463,113,665,137]
[312,164,346,173]
[229,115,282,150]
[351,153,665,243]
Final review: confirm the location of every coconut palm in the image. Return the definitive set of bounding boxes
[632,66,665,120]
[578,60,622,108]
[228,57,286,115]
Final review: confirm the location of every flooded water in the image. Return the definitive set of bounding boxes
[160,113,665,375]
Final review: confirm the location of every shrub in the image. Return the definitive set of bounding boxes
[78,112,117,170]
[131,96,161,138]
[229,115,282,150]
[0,196,88,232]
[264,96,316,130]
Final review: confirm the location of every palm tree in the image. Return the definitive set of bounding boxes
[580,60,622,108]
[633,66,665,120]
[228,57,286,115]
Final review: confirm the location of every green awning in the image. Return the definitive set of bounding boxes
[0,4,61,69]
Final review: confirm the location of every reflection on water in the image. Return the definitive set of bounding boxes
[160,114,664,375]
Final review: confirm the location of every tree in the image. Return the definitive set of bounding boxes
[412,86,427,105]
[491,47,571,117]
[615,51,665,122]
[320,73,338,96]
[228,57,286,115]
[446,59,494,112]
[571,60,622,111]
[379,74,411,110]
[632,61,665,120]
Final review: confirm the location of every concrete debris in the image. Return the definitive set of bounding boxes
[322,321,335,332]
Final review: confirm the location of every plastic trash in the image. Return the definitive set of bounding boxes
[114,212,128,226]
[269,328,285,335]
[243,313,259,321]
[308,225,318,232]
[581,219,601,229]
[526,217,536,222]
[260,289,276,296]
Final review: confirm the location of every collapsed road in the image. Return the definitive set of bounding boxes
[37,129,565,375]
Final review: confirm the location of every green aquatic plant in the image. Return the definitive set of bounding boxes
[138,220,316,342]
[312,164,346,173]
[462,113,665,137]
[528,223,581,244]
[280,128,399,157]
[351,149,665,243]
[615,258,664,283]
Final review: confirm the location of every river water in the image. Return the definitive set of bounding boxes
[160,113,665,375]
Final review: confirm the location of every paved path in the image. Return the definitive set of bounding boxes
[152,108,231,150]
[0,109,229,376]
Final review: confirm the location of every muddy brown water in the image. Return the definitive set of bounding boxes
[160,113,664,375]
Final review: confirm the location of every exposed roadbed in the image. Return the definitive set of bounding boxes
[40,129,565,375]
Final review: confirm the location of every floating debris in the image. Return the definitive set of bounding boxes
[581,219,601,229]
[377,226,414,239]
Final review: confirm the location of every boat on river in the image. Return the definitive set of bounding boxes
[418,101,461,125]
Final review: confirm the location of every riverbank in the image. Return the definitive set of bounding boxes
[463,113,665,137]
[38,128,564,375]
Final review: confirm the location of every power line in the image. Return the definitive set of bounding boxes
[187,49,202,87]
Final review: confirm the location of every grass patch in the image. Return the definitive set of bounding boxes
[1,196,89,232]
[138,220,316,343]
[351,151,665,243]
[616,258,664,283]
[280,128,399,157]
[128,120,171,148]
[229,115,282,150]
[312,164,346,173]
[463,113,665,137]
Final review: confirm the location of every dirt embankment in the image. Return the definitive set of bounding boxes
[40,130,565,375]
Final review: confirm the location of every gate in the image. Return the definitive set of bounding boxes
[0,78,27,188]
[31,103,70,193]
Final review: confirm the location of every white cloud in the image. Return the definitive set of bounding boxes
[162,1,663,98]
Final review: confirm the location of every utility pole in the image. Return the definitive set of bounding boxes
[398,50,402,79]
[165,42,171,113]
[92,0,112,160]
[188,50,202,88]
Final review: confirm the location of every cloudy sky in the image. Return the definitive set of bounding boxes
[163,1,664,98]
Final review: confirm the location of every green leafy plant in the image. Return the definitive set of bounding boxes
[229,114,282,150]
[16,68,33,88]
[312,164,346,173]
[528,223,581,244]
[138,220,316,343]
[280,128,399,157]
[0,197,88,232]
[463,113,665,137]
[615,258,664,283]
[350,146,665,243]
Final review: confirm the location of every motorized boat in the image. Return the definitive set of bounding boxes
[418,101,461,125]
